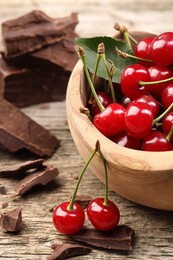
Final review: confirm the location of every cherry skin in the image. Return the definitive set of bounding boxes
[162,111,173,141]
[88,91,112,118]
[120,64,150,100]
[93,103,126,138]
[134,37,154,67]
[161,84,173,110]
[134,94,160,118]
[142,130,173,151]
[150,32,173,67]
[125,102,153,139]
[52,201,85,235]
[87,198,120,231]
[112,131,142,150]
[148,65,173,99]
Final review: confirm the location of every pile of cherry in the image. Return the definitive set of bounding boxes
[88,32,173,151]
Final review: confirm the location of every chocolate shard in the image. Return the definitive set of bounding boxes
[70,225,134,251]
[2,10,78,58]
[74,195,93,209]
[1,207,23,232]
[0,98,60,157]
[47,243,91,260]
[0,185,6,194]
[0,57,70,107]
[14,165,59,196]
[1,201,9,209]
[0,159,45,177]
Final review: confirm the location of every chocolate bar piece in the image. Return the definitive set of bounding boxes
[1,207,23,232]
[0,98,60,157]
[0,57,70,107]
[47,243,91,260]
[70,225,134,251]
[0,185,6,194]
[14,165,59,196]
[2,10,78,58]
[0,159,45,177]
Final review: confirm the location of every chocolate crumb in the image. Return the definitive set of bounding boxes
[1,202,9,209]
[47,243,91,260]
[1,207,22,232]
[14,165,59,196]
[70,225,135,251]
[0,185,6,194]
[0,159,45,177]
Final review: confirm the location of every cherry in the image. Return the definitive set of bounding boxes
[120,64,151,100]
[87,198,120,231]
[148,65,173,99]
[161,84,173,110]
[52,202,85,235]
[150,32,173,67]
[134,37,154,67]
[162,111,173,141]
[134,94,160,118]
[142,130,173,151]
[125,102,153,139]
[112,131,142,150]
[93,103,126,138]
[88,91,112,118]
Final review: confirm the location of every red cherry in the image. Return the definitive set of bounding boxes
[150,32,173,66]
[88,91,112,117]
[120,64,150,100]
[161,84,173,110]
[162,111,173,141]
[87,198,120,231]
[112,131,142,150]
[134,37,154,67]
[52,201,85,235]
[148,65,173,99]
[125,102,153,139]
[93,103,126,138]
[142,131,173,151]
[134,94,160,118]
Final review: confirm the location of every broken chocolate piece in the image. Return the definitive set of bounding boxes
[0,185,6,194]
[0,98,60,157]
[74,195,93,209]
[70,225,134,251]
[14,165,59,196]
[2,10,78,58]
[0,159,45,177]
[47,243,91,260]
[1,201,9,209]
[0,57,70,107]
[1,207,22,232]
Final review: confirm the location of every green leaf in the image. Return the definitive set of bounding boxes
[75,36,136,83]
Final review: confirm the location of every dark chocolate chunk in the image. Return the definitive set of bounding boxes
[74,195,93,209]
[0,98,60,157]
[0,159,45,177]
[70,225,134,251]
[2,10,78,58]
[0,57,70,107]
[0,185,6,194]
[47,243,91,260]
[1,207,22,232]
[14,165,59,196]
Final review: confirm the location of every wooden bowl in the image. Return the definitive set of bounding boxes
[66,32,173,211]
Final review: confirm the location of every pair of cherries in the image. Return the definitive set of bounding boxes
[52,141,120,235]
[88,31,173,152]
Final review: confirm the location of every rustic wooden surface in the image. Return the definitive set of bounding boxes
[0,1,173,259]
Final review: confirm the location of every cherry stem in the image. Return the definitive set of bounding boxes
[77,47,105,112]
[116,47,153,63]
[166,124,173,142]
[80,107,92,121]
[98,149,109,206]
[139,76,173,86]
[153,102,173,125]
[67,141,100,211]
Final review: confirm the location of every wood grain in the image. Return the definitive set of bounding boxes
[0,1,173,259]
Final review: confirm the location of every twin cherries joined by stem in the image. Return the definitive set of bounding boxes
[52,141,120,235]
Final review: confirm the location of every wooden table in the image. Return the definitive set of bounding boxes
[0,1,173,259]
